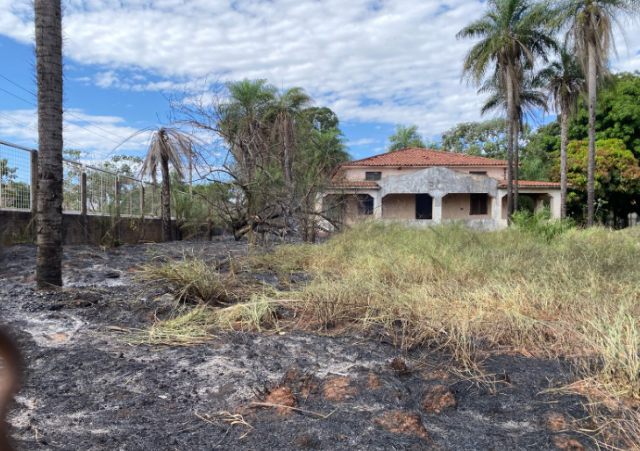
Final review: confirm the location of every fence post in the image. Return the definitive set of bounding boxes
[140,182,145,215]
[81,166,88,243]
[114,175,121,243]
[81,167,87,216]
[30,150,38,216]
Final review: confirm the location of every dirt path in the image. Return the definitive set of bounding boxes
[0,241,591,450]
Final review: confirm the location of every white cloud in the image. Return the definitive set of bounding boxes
[1,0,639,137]
[350,138,377,146]
[0,108,150,158]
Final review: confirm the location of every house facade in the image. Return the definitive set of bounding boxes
[322,148,562,230]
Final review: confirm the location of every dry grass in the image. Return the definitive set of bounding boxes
[251,222,640,438]
[141,222,640,447]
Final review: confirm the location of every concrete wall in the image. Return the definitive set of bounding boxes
[378,167,500,199]
[341,166,506,182]
[382,194,417,219]
[442,193,492,220]
[0,209,174,245]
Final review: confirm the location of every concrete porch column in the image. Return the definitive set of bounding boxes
[493,194,504,227]
[549,192,561,219]
[432,196,443,223]
[373,192,382,219]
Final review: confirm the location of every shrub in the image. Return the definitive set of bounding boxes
[511,208,575,242]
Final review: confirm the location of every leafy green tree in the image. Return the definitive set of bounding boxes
[552,0,640,226]
[521,121,561,181]
[387,125,426,152]
[441,118,511,159]
[539,48,585,217]
[299,107,340,132]
[551,138,640,223]
[569,72,640,157]
[457,0,556,218]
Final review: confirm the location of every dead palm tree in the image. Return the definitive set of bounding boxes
[480,66,549,210]
[458,0,556,219]
[35,0,64,288]
[552,0,639,225]
[538,49,585,217]
[140,127,194,241]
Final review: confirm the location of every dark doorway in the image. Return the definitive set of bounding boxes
[415,194,433,220]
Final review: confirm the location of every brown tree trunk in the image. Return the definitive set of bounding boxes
[283,121,293,192]
[560,106,569,218]
[35,0,63,289]
[506,70,515,221]
[513,118,520,212]
[161,156,172,241]
[587,40,597,227]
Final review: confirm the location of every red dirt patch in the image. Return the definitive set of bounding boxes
[421,385,457,414]
[390,358,408,373]
[322,375,356,402]
[264,386,297,416]
[553,435,586,451]
[367,373,382,390]
[374,410,430,440]
[545,412,568,432]
[282,366,320,399]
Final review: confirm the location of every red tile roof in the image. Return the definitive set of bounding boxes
[498,180,564,188]
[329,180,379,188]
[341,148,509,168]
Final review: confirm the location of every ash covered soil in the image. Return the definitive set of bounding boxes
[0,240,592,450]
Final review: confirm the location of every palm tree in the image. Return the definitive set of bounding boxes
[269,87,313,191]
[457,0,556,219]
[538,49,585,218]
[387,125,426,152]
[551,0,639,226]
[35,0,64,288]
[480,67,549,210]
[140,127,194,241]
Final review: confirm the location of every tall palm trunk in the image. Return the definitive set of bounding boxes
[160,155,172,241]
[35,0,63,288]
[560,105,569,218]
[513,118,520,211]
[506,71,515,221]
[587,40,597,227]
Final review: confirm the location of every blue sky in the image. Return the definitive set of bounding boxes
[0,0,639,163]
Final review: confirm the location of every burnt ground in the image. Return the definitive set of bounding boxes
[0,239,594,451]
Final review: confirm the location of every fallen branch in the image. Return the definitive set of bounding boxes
[250,402,337,419]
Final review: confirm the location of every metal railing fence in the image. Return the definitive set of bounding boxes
[0,139,169,218]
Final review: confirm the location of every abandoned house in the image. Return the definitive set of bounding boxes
[322,147,563,230]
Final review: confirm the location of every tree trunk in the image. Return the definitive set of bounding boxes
[283,120,293,192]
[161,156,172,241]
[35,0,64,289]
[587,40,597,227]
[188,151,193,197]
[506,70,515,221]
[513,119,520,212]
[560,106,569,218]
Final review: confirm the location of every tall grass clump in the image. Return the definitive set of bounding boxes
[138,253,231,304]
[252,222,640,377]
